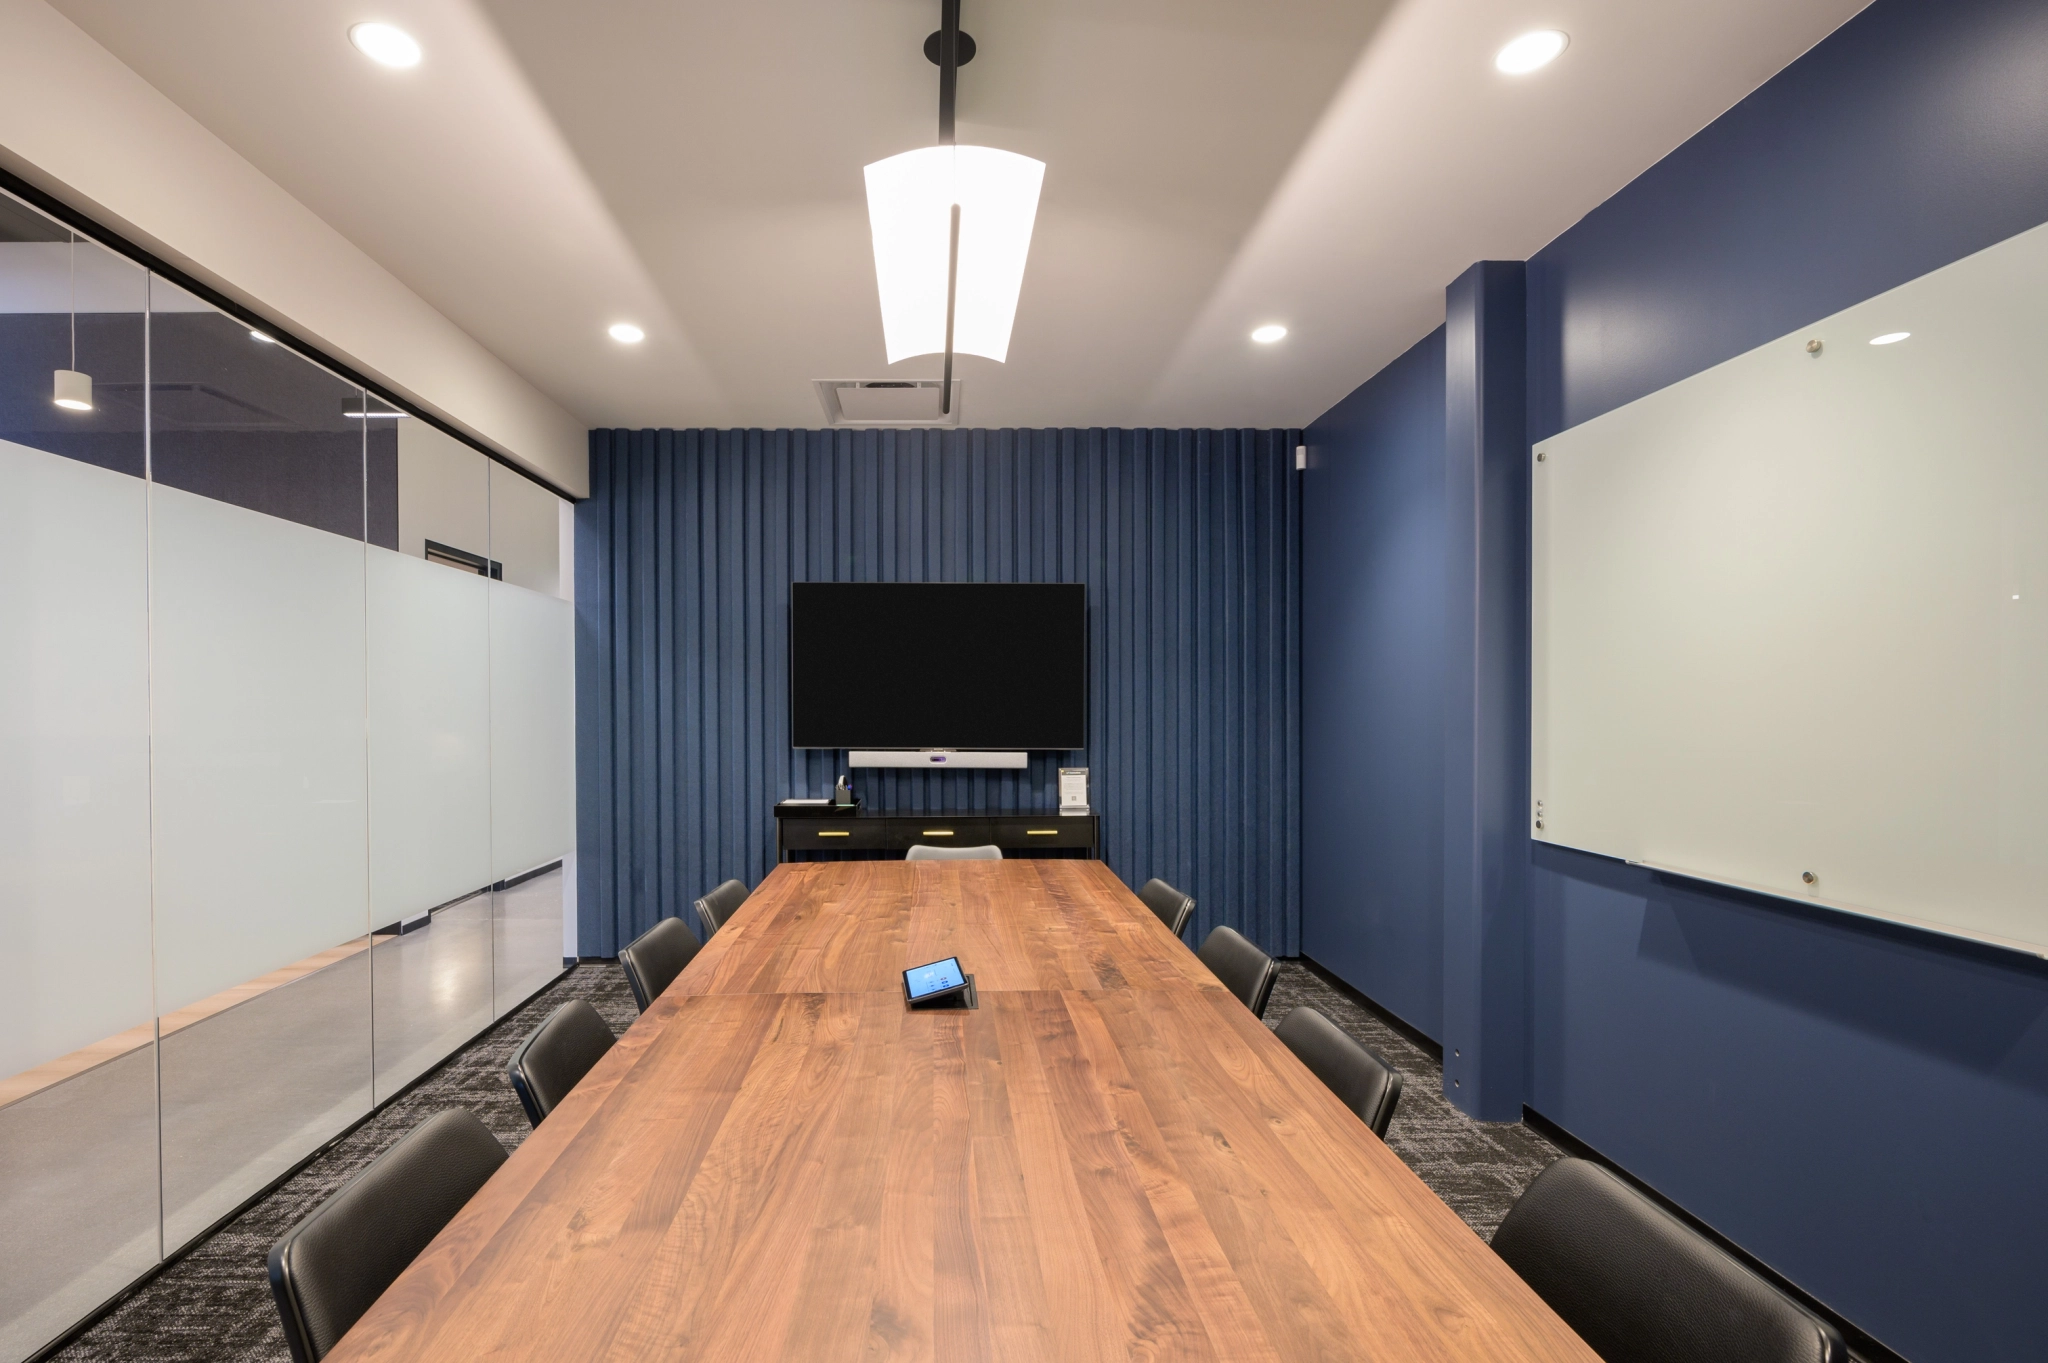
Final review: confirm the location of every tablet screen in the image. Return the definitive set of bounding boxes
[904,957,967,1000]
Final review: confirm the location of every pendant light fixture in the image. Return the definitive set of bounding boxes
[863,0,1043,414]
[53,231,93,412]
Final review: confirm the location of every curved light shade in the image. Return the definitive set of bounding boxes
[53,368,93,411]
[864,145,1044,364]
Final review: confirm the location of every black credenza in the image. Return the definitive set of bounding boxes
[775,808,1099,862]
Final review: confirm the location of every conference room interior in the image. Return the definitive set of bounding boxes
[2,3,2043,1362]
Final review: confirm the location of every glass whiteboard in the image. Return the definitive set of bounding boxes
[1532,219,2048,957]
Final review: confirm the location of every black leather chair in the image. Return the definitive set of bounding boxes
[1273,1005,1403,1138]
[905,843,1003,860]
[267,1108,506,1363]
[1491,1159,1847,1363]
[694,878,750,936]
[1196,925,1278,1018]
[505,999,616,1128]
[618,916,701,1013]
[1136,877,1196,940]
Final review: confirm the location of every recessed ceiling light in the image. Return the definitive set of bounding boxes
[1870,331,1910,345]
[349,22,421,69]
[249,329,276,344]
[608,322,646,344]
[1496,30,1568,75]
[1251,324,1288,344]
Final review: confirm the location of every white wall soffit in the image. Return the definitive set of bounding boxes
[1144,0,1874,428]
[0,0,590,496]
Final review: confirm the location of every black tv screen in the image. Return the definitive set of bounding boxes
[790,583,1086,750]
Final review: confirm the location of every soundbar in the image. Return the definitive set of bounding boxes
[849,750,1028,769]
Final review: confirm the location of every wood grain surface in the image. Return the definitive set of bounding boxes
[326,863,1596,1363]
[680,861,1221,997]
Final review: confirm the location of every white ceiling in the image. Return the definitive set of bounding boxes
[53,0,1868,432]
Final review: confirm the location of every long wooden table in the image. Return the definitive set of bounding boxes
[328,861,1597,1363]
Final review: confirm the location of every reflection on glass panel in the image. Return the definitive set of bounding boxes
[0,1051,158,1363]
[0,197,146,477]
[495,868,566,1017]
[401,419,493,572]
[489,462,572,1012]
[159,951,371,1248]
[365,394,401,551]
[369,430,492,1098]
[147,275,367,538]
[149,302,372,1246]
[0,200,156,1362]
[490,459,566,596]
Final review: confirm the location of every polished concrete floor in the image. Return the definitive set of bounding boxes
[0,873,564,1363]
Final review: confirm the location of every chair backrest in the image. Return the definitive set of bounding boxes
[618,916,702,1013]
[267,1108,506,1363]
[1135,877,1196,939]
[1196,925,1278,1017]
[905,843,1003,860]
[693,878,750,936]
[1273,1005,1403,1138]
[1491,1159,1846,1363]
[505,999,616,1129]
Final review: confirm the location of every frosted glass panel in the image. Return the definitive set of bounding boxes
[367,547,490,924]
[374,893,493,1097]
[0,440,153,1080]
[149,483,370,1014]
[0,423,157,1357]
[495,870,564,1017]
[159,954,371,1247]
[0,1052,157,1363]
[490,583,574,882]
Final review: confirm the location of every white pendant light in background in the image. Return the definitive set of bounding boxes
[53,231,92,413]
[865,145,1043,364]
[863,0,1042,411]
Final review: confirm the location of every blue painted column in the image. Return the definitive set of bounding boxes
[1442,261,1529,1121]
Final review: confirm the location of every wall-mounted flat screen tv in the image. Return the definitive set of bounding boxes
[790,582,1086,750]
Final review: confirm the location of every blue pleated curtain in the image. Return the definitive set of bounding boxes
[576,427,1301,957]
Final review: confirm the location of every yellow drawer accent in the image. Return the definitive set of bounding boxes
[921,829,955,837]
[1026,830,1060,835]
[815,830,851,838]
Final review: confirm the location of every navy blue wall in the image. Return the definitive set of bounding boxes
[1303,2,2048,1358]
[1300,329,1446,1039]
[1522,3,2048,1359]
[577,426,1301,960]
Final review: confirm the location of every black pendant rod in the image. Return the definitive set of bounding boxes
[937,0,962,414]
[942,203,960,414]
[937,0,960,145]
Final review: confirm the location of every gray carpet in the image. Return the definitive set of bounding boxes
[46,960,1556,1363]
[1264,963,1560,1237]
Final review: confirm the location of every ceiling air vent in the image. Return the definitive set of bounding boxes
[814,379,963,428]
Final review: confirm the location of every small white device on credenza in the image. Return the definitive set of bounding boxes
[849,749,1027,769]
[1059,767,1089,814]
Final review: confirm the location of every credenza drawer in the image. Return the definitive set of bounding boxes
[989,819,1095,850]
[780,821,886,850]
[875,818,995,851]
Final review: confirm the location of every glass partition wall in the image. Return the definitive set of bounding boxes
[0,190,574,1363]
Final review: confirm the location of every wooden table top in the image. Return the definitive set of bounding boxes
[327,862,1596,1363]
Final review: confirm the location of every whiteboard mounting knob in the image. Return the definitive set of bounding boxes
[1801,871,1817,884]
[1806,339,1823,355]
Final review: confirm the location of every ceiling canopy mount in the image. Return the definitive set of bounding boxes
[864,0,1044,418]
